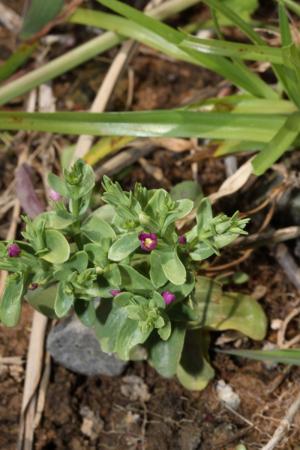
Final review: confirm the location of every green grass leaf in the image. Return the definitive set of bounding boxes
[21,0,64,39]
[0,110,287,142]
[221,348,300,365]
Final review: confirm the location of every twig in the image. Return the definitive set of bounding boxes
[72,39,138,162]
[261,389,300,450]
[275,243,300,291]
[95,143,155,179]
[0,3,22,32]
[234,226,300,249]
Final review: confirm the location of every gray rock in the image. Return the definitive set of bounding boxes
[47,316,127,376]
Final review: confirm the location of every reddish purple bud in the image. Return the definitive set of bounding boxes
[7,243,21,258]
[49,189,61,202]
[111,289,122,297]
[29,283,39,290]
[139,232,158,252]
[162,291,176,305]
[178,235,187,245]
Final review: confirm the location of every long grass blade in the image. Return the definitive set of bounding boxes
[252,112,300,175]
[221,348,300,365]
[0,44,36,84]
[0,110,287,142]
[181,36,284,65]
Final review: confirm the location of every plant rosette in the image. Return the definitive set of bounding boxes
[0,160,267,390]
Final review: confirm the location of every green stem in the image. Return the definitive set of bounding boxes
[0,0,201,106]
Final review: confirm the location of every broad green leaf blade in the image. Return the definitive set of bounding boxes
[48,173,68,197]
[149,325,186,377]
[193,276,267,340]
[177,329,215,391]
[21,0,64,39]
[252,112,300,175]
[150,251,168,288]
[74,298,96,327]
[221,348,300,365]
[81,216,116,242]
[26,285,58,318]
[170,180,203,204]
[41,229,70,264]
[0,273,24,327]
[108,232,140,261]
[157,248,186,285]
[119,264,154,294]
[0,111,287,142]
[54,282,74,318]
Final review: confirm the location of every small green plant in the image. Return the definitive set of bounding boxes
[0,161,267,389]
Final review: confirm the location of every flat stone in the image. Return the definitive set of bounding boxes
[47,316,127,376]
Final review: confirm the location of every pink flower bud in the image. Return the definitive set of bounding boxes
[7,243,21,257]
[49,189,61,202]
[178,235,187,245]
[111,289,122,297]
[162,291,176,305]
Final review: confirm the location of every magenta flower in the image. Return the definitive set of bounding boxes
[49,189,62,202]
[7,243,21,258]
[178,235,187,245]
[162,291,176,305]
[111,289,122,297]
[139,232,158,252]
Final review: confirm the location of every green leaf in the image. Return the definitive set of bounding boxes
[197,198,213,234]
[95,301,150,360]
[177,329,215,391]
[115,317,151,360]
[40,229,70,264]
[21,0,64,39]
[108,232,140,261]
[48,172,68,197]
[90,204,115,223]
[26,285,58,318]
[215,0,258,24]
[150,251,168,288]
[181,36,284,65]
[118,264,154,294]
[74,298,96,327]
[0,110,286,142]
[54,282,74,318]
[42,211,75,230]
[252,112,300,175]
[0,44,36,83]
[54,251,89,281]
[193,277,267,340]
[162,199,193,233]
[149,325,186,377]
[84,242,109,268]
[157,248,186,285]
[220,348,300,366]
[170,180,203,206]
[81,215,116,242]
[0,273,24,327]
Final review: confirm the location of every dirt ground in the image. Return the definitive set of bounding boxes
[1,1,300,449]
